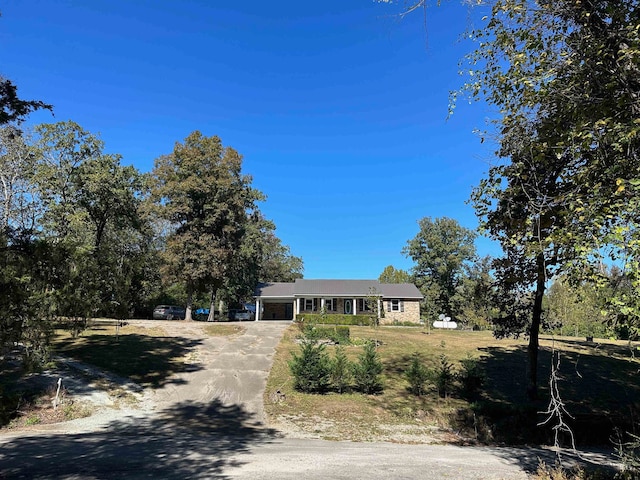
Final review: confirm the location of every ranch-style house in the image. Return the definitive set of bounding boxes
[254,279,423,324]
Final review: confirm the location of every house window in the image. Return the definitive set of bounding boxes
[358,299,373,312]
[325,298,337,312]
[304,298,316,311]
[387,299,404,312]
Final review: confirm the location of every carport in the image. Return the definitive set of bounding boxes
[254,282,295,321]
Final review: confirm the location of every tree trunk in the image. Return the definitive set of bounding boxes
[527,253,546,401]
[185,289,193,321]
[207,289,216,322]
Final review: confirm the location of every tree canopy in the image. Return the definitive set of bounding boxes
[378,265,411,284]
[467,0,640,398]
[0,76,52,125]
[381,0,640,399]
[150,131,302,320]
[151,131,259,320]
[403,217,477,321]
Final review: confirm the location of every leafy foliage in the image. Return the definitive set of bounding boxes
[433,350,455,398]
[302,324,350,344]
[458,256,497,330]
[383,0,640,402]
[378,265,411,284]
[403,216,477,321]
[221,211,303,305]
[0,77,52,125]
[297,314,374,326]
[457,355,485,399]
[1,121,151,368]
[151,131,259,320]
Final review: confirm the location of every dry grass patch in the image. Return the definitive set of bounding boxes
[203,324,246,337]
[265,324,640,445]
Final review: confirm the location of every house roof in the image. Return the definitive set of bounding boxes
[254,282,295,298]
[294,279,381,297]
[255,279,423,300]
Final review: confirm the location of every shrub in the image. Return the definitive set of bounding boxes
[352,341,384,394]
[301,325,350,344]
[297,314,373,326]
[405,353,430,396]
[331,346,353,393]
[457,355,485,399]
[433,352,455,398]
[289,338,332,393]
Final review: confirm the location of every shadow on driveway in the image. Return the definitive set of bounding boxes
[1,398,280,479]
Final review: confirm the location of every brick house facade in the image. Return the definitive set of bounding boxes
[255,279,423,324]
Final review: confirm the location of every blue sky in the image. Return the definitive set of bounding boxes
[1,1,499,279]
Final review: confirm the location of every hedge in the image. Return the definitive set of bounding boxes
[304,325,350,344]
[296,313,375,326]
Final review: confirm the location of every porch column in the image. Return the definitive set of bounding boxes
[377,298,381,320]
[296,298,301,315]
[255,299,260,321]
[321,298,326,312]
[353,298,357,315]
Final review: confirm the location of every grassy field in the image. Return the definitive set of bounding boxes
[265,324,640,445]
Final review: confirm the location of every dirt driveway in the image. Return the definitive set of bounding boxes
[0,320,617,479]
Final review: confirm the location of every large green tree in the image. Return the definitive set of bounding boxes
[219,211,303,308]
[382,0,640,400]
[468,0,640,399]
[34,121,147,328]
[459,255,497,329]
[1,121,147,366]
[403,217,477,321]
[151,131,259,321]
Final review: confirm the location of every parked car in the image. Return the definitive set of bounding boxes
[153,305,186,320]
[193,308,224,321]
[228,309,252,321]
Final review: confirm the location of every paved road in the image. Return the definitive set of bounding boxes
[0,321,618,479]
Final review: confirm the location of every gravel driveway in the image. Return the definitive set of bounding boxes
[0,320,617,479]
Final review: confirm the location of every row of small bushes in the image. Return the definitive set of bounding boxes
[296,314,375,326]
[290,328,485,400]
[405,351,485,399]
[289,339,384,394]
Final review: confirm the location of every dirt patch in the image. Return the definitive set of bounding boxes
[5,386,94,430]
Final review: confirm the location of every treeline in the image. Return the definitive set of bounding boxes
[1,121,302,369]
[385,216,637,341]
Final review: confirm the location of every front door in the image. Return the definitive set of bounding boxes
[344,299,352,314]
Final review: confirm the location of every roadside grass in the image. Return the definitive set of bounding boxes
[52,323,204,388]
[265,324,640,446]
